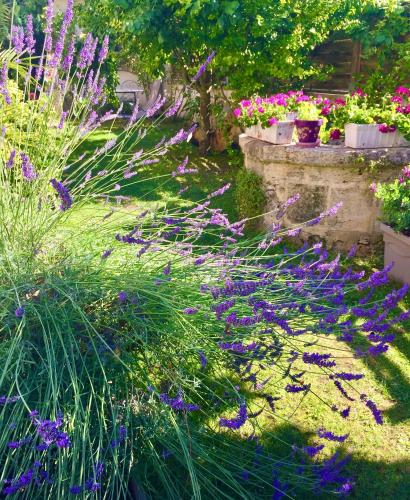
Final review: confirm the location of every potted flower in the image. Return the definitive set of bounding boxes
[374,165,410,284]
[233,96,294,145]
[377,86,410,147]
[330,89,410,148]
[294,102,323,148]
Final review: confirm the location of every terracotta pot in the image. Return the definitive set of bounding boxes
[381,223,410,284]
[294,119,322,148]
[245,121,294,145]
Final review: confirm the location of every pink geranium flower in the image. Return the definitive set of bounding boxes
[233,108,242,118]
[240,99,252,108]
[395,86,410,96]
[334,98,346,107]
[330,128,341,140]
[391,95,403,104]
[268,117,278,126]
[378,123,396,133]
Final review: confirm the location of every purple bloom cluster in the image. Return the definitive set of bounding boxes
[160,390,200,411]
[219,402,248,429]
[20,153,37,181]
[50,178,73,211]
[317,428,349,442]
[30,411,71,450]
[302,352,336,368]
[192,51,217,83]
[0,63,11,104]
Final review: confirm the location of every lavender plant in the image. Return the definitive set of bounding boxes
[0,2,407,498]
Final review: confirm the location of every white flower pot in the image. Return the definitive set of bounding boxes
[393,134,410,147]
[245,122,294,145]
[286,112,298,121]
[345,123,404,149]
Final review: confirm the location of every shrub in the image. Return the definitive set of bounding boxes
[374,165,410,235]
[235,168,266,231]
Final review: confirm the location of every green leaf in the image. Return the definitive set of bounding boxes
[223,1,239,16]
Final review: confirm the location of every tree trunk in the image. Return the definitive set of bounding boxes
[198,70,212,155]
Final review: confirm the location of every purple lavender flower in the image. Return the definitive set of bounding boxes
[15,306,25,318]
[302,352,336,368]
[165,97,183,118]
[102,249,113,259]
[31,411,71,449]
[340,407,351,418]
[303,444,324,457]
[146,95,167,118]
[163,262,171,275]
[183,307,198,314]
[285,384,310,393]
[0,395,20,405]
[333,372,364,381]
[110,425,127,448]
[219,402,248,429]
[317,428,349,442]
[58,111,68,129]
[78,33,93,70]
[208,183,231,199]
[6,150,16,168]
[25,15,36,54]
[20,153,37,181]
[98,35,109,63]
[44,0,55,52]
[192,51,216,83]
[69,486,83,495]
[364,398,383,425]
[160,390,200,411]
[0,63,11,104]
[62,35,76,72]
[50,0,74,68]
[11,25,25,54]
[198,350,207,369]
[50,178,72,210]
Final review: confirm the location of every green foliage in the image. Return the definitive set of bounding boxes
[235,167,266,230]
[297,102,322,121]
[351,0,410,98]
[375,167,410,234]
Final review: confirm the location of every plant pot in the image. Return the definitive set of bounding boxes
[286,112,298,121]
[294,119,322,148]
[381,223,410,285]
[393,133,410,147]
[345,123,404,148]
[245,122,294,145]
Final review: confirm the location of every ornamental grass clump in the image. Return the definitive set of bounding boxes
[0,2,408,498]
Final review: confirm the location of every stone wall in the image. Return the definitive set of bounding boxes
[239,135,410,254]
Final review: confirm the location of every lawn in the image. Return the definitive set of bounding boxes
[75,120,410,499]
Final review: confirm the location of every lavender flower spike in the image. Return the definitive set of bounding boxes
[99,35,109,63]
[44,0,55,52]
[220,403,248,430]
[25,15,36,55]
[192,51,217,83]
[0,63,11,105]
[6,150,16,168]
[20,153,38,181]
[50,178,73,211]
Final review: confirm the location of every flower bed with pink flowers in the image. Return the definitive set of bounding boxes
[234,87,410,149]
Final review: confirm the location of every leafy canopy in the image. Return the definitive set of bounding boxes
[79,0,376,97]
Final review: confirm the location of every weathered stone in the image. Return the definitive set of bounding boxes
[239,134,410,252]
[287,185,328,223]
